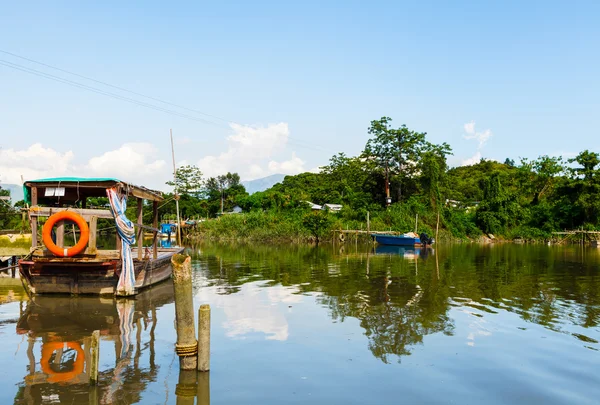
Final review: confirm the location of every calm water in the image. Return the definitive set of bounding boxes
[1,243,599,404]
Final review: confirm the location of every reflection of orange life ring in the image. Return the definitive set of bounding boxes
[42,211,89,257]
[40,341,85,383]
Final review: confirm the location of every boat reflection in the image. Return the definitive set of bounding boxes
[14,280,176,404]
[374,245,434,260]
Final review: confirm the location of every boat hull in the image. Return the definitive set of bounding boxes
[372,234,422,246]
[18,247,184,296]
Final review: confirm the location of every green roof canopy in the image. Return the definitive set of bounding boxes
[23,177,164,205]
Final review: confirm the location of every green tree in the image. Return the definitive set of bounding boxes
[166,165,204,196]
[364,117,428,203]
[302,210,333,244]
[205,172,248,216]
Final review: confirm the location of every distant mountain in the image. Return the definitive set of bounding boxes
[0,184,24,204]
[242,174,286,194]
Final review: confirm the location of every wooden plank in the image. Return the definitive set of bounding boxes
[56,221,65,248]
[29,207,114,219]
[137,198,143,260]
[31,187,38,248]
[32,248,120,260]
[88,216,98,255]
[153,201,158,260]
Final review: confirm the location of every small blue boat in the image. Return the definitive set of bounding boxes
[372,232,434,247]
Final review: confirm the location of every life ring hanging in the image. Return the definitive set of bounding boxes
[42,211,90,257]
[40,341,85,383]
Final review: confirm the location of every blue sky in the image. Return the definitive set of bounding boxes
[0,0,598,189]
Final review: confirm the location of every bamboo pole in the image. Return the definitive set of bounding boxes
[198,304,211,372]
[171,129,182,246]
[172,254,197,370]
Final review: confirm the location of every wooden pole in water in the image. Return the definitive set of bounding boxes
[367,211,370,234]
[171,129,182,246]
[415,214,418,234]
[172,254,197,370]
[90,330,100,385]
[436,210,440,242]
[198,304,211,372]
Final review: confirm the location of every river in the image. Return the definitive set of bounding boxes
[1,243,599,404]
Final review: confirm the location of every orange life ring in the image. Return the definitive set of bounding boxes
[42,211,90,257]
[40,341,85,383]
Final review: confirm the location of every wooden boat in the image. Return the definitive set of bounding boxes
[372,232,434,247]
[18,177,184,296]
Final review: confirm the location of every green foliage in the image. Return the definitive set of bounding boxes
[363,117,429,202]
[0,186,22,230]
[302,210,333,243]
[134,118,600,243]
[166,164,204,196]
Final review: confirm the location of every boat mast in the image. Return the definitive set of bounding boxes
[170,129,182,246]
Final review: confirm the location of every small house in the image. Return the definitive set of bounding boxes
[322,204,342,213]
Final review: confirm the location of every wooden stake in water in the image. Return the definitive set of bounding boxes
[90,330,100,385]
[172,254,197,370]
[415,214,418,234]
[436,210,440,242]
[198,304,211,372]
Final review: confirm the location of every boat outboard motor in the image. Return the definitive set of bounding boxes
[419,233,433,245]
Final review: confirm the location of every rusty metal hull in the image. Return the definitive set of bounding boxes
[18,247,184,296]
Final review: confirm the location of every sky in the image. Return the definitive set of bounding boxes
[0,0,598,191]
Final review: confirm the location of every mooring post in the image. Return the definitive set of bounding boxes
[90,330,100,385]
[172,254,198,370]
[198,304,211,372]
[175,370,197,405]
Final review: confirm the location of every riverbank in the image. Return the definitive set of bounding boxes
[184,209,546,244]
[185,209,584,245]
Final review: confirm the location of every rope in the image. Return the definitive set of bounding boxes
[175,341,198,357]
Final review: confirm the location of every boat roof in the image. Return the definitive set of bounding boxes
[23,177,164,204]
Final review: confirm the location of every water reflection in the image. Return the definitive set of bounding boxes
[13,281,174,404]
[1,243,599,404]
[193,243,600,363]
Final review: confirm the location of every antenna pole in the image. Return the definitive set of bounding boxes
[171,129,182,246]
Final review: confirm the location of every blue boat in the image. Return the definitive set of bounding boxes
[372,232,434,247]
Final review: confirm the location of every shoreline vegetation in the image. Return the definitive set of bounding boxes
[2,117,599,245]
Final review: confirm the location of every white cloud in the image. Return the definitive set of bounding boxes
[0,143,167,189]
[461,121,493,166]
[464,128,492,149]
[0,143,75,184]
[464,121,476,135]
[461,151,482,166]
[197,122,306,180]
[86,143,167,184]
[267,152,304,174]
[196,282,303,341]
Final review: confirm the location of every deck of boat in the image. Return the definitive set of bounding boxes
[19,247,184,296]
